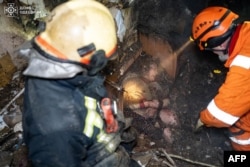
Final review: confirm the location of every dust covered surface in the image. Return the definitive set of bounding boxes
[0,0,239,166]
[119,43,230,167]
[0,40,230,167]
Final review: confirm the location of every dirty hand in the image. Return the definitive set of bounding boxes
[143,100,159,108]
[194,118,204,133]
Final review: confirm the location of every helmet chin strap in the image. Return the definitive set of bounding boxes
[205,42,230,62]
[87,50,108,76]
[223,37,232,54]
[205,48,228,54]
[220,37,231,54]
[77,44,108,76]
[205,36,231,54]
[213,46,229,62]
[211,48,229,62]
[219,43,229,62]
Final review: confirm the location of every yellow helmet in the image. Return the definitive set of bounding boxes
[190,6,238,50]
[122,77,152,105]
[36,0,117,65]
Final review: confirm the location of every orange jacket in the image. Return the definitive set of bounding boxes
[200,22,250,133]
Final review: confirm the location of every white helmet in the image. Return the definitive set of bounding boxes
[36,0,117,65]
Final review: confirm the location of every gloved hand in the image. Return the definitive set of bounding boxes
[194,118,204,133]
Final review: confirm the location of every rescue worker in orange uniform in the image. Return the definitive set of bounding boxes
[18,0,139,166]
[191,6,250,151]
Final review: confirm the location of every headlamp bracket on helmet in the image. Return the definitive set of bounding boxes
[76,43,108,76]
[77,43,96,57]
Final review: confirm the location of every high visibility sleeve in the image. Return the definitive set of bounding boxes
[200,107,232,128]
[200,61,250,128]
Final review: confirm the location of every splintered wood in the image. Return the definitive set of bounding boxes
[139,33,191,79]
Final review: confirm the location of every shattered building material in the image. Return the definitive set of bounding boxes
[0,53,17,88]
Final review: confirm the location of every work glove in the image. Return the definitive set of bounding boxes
[194,118,204,133]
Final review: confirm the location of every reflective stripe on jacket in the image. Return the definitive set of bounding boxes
[200,22,250,133]
[22,43,123,166]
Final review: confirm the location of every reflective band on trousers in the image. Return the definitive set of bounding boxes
[230,55,250,69]
[230,136,250,145]
[207,100,239,125]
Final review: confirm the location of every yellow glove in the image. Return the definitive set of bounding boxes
[194,118,204,133]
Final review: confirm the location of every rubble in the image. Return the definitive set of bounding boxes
[2,0,250,167]
[0,53,17,88]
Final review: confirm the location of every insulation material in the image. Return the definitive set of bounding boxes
[109,7,126,42]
